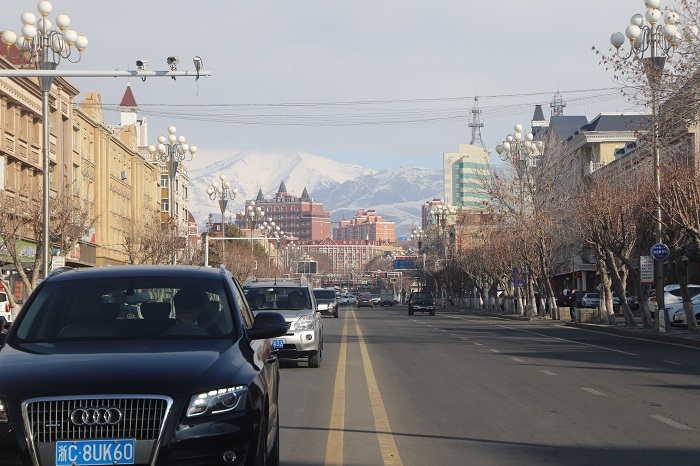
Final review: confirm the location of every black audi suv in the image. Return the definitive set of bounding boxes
[0,265,287,466]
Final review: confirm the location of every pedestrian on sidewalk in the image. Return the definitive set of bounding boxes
[568,289,578,322]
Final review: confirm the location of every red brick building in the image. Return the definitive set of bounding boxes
[333,209,396,244]
[235,182,331,242]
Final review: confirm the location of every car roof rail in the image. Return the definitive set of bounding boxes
[244,275,308,286]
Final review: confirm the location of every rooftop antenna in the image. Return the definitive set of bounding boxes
[469,95,485,148]
[550,90,566,117]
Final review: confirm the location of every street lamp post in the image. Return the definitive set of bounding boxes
[244,202,265,255]
[410,227,426,291]
[206,174,237,266]
[2,1,88,278]
[148,126,197,265]
[609,0,697,331]
[428,201,456,308]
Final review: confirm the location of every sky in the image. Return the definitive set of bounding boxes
[2,0,651,171]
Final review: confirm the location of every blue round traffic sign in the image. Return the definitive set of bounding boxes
[651,243,670,261]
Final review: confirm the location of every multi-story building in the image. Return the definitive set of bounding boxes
[420,198,446,230]
[291,239,403,275]
[236,181,331,242]
[334,209,396,244]
[443,143,491,211]
[0,51,162,289]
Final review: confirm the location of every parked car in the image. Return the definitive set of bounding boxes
[0,291,11,329]
[357,293,373,308]
[0,265,287,466]
[313,288,339,318]
[580,292,600,308]
[371,295,381,306]
[408,291,436,316]
[243,276,323,368]
[664,284,700,326]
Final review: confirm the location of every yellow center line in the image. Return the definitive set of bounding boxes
[324,309,348,466]
[352,309,404,466]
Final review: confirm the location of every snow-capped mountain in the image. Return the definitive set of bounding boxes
[187,150,441,235]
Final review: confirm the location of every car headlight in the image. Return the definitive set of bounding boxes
[0,400,8,423]
[187,386,248,417]
[295,315,315,330]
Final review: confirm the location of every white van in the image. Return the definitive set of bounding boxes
[0,291,11,327]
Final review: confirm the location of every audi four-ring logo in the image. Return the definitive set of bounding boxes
[70,407,123,426]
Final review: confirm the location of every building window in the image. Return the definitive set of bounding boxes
[161,198,169,212]
[161,175,169,188]
[72,164,79,195]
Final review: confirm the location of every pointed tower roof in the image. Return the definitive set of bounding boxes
[301,187,311,201]
[532,104,545,123]
[278,181,288,194]
[256,188,264,202]
[119,83,138,110]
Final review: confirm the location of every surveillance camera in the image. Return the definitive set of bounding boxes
[166,56,179,66]
[193,56,203,70]
[136,60,149,69]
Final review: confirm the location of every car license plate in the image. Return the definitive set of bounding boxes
[272,339,284,348]
[56,439,135,465]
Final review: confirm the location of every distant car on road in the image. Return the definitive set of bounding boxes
[357,293,373,308]
[408,291,435,316]
[314,288,339,318]
[0,291,11,328]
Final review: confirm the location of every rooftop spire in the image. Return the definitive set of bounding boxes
[256,188,264,201]
[278,181,288,194]
[550,91,566,117]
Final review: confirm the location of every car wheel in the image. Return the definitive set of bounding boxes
[0,317,6,329]
[308,350,321,368]
[267,410,280,466]
[255,408,274,466]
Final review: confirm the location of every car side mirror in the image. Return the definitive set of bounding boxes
[249,311,287,340]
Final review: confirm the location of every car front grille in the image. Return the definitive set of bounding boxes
[24,395,171,443]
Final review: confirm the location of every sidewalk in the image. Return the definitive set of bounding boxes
[452,305,700,349]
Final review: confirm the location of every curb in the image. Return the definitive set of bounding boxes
[455,307,700,348]
[565,322,700,348]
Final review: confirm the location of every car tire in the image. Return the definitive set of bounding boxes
[0,317,6,329]
[308,347,321,368]
[267,410,280,466]
[255,408,275,466]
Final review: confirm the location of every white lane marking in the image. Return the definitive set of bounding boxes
[663,360,683,365]
[539,370,557,376]
[490,349,501,353]
[650,415,693,430]
[473,342,483,346]
[460,337,470,340]
[498,325,638,356]
[449,333,457,336]
[581,388,606,396]
[510,357,525,362]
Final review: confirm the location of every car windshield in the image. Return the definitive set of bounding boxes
[13,276,236,342]
[244,287,312,310]
[314,289,337,300]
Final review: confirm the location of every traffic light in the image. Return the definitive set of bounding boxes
[373,272,377,277]
[382,272,388,278]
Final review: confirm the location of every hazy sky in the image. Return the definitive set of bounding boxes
[3,1,650,171]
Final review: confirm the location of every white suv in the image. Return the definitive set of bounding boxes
[0,291,11,328]
[243,276,323,368]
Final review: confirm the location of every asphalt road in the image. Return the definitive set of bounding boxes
[277,304,700,466]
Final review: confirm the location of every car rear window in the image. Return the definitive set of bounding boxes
[586,293,600,299]
[414,293,432,299]
[314,290,336,300]
[0,292,6,301]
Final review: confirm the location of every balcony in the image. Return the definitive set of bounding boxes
[585,161,606,176]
